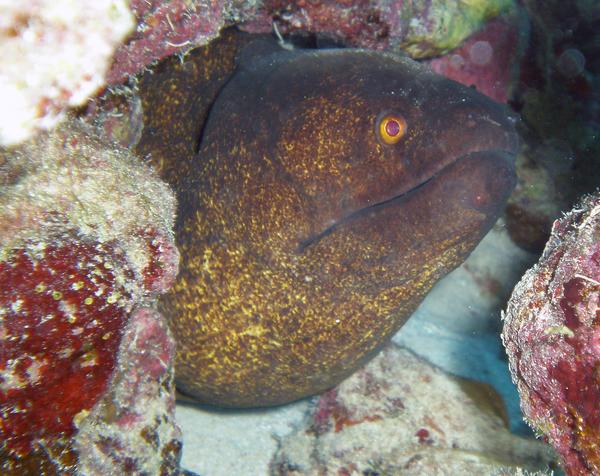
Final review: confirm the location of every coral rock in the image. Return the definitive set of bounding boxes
[242,0,515,57]
[503,192,600,475]
[0,230,135,457]
[272,344,555,475]
[0,0,134,146]
[427,16,522,103]
[106,0,237,84]
[74,307,181,475]
[0,119,180,473]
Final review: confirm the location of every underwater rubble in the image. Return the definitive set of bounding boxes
[0,120,181,473]
[272,344,555,475]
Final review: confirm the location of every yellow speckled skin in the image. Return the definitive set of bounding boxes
[142,30,518,407]
[134,29,256,190]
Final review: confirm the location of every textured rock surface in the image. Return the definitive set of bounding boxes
[242,0,515,58]
[74,307,181,475]
[0,119,180,473]
[503,192,600,475]
[0,0,134,146]
[106,0,249,83]
[107,0,518,85]
[271,344,555,475]
[427,16,523,103]
[1,230,136,458]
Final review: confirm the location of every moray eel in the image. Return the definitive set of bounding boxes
[133,29,518,407]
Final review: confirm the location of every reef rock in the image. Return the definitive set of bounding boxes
[242,0,515,58]
[73,307,181,475]
[427,16,523,103]
[503,191,600,475]
[0,0,134,147]
[106,0,245,84]
[0,119,181,474]
[271,344,555,475]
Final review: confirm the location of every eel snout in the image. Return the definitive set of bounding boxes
[429,95,519,168]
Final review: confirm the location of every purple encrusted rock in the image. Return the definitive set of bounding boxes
[74,307,181,475]
[426,16,523,104]
[241,0,514,58]
[503,192,600,475]
[106,0,240,84]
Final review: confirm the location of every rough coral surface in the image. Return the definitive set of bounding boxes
[0,230,134,457]
[108,0,518,85]
[503,192,600,475]
[0,119,180,473]
[0,0,134,146]
[272,344,555,475]
[106,0,239,83]
[242,0,515,57]
[427,16,522,103]
[74,307,182,475]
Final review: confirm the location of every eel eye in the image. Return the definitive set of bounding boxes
[377,114,407,145]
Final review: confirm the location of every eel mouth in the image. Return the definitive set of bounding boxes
[297,149,517,253]
[297,177,433,252]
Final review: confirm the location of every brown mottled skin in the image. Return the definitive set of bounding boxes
[135,29,518,407]
[134,29,256,189]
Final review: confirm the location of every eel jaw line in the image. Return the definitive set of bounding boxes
[297,148,515,253]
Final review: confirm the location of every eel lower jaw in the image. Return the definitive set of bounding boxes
[297,149,517,253]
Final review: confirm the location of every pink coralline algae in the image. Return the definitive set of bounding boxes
[272,344,555,475]
[241,0,515,58]
[503,192,600,475]
[427,17,522,103]
[73,307,181,475]
[0,119,180,473]
[241,0,390,49]
[107,0,522,84]
[106,0,240,84]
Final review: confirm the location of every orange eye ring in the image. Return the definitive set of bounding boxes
[378,114,407,145]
